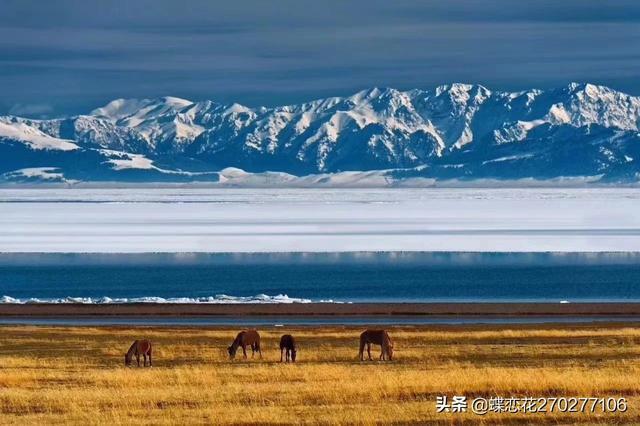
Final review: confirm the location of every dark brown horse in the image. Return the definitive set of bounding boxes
[228,330,262,359]
[125,339,153,367]
[279,334,297,362]
[359,330,393,361]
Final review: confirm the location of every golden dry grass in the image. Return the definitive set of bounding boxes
[1,324,640,425]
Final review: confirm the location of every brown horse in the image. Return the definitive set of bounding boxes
[228,330,262,359]
[279,334,297,362]
[359,330,393,361]
[125,339,153,367]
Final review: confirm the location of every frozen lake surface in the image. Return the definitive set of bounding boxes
[1,188,639,252]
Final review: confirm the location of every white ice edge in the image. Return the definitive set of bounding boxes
[0,294,341,304]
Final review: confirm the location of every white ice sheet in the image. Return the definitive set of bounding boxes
[1,188,639,252]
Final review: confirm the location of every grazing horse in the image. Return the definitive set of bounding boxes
[228,330,262,359]
[359,330,393,361]
[279,334,297,362]
[125,339,152,367]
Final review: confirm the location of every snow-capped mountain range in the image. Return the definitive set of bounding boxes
[1,83,639,185]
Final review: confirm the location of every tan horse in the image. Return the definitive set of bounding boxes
[359,330,393,361]
[125,339,152,367]
[228,330,262,359]
[279,334,297,362]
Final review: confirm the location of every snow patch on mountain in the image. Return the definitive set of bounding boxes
[105,151,156,171]
[1,167,74,183]
[215,167,401,187]
[493,120,547,144]
[0,121,79,151]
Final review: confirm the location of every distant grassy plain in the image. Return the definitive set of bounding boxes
[1,324,640,425]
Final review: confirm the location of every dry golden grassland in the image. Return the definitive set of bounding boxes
[1,324,640,425]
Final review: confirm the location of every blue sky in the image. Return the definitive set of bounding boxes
[2,0,640,117]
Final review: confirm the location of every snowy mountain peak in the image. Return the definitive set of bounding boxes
[92,98,153,120]
[554,82,640,131]
[433,83,491,100]
[92,96,192,122]
[2,83,640,184]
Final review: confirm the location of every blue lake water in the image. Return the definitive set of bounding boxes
[1,253,639,303]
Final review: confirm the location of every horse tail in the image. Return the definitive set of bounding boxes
[384,332,393,360]
[386,332,393,347]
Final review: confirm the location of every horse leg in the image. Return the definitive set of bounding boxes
[242,345,247,359]
[258,343,262,359]
[359,339,365,361]
[136,354,140,367]
[280,348,284,362]
[367,343,372,361]
[143,353,147,367]
[286,348,290,362]
[148,348,153,367]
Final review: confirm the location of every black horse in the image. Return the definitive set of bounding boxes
[279,334,297,362]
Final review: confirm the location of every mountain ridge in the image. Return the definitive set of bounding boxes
[1,82,639,185]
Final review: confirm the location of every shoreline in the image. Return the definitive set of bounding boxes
[2,302,640,317]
